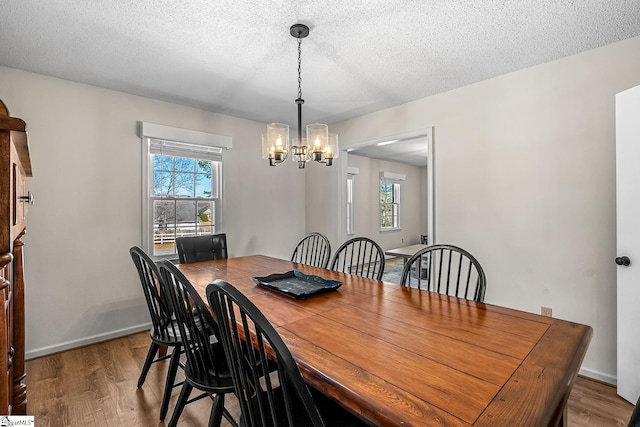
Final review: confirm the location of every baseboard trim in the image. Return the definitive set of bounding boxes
[579,367,617,386]
[26,323,151,360]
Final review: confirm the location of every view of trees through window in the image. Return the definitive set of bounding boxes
[152,154,219,256]
[380,180,400,230]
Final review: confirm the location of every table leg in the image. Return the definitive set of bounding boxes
[557,403,567,426]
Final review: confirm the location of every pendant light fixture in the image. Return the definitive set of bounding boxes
[261,24,339,168]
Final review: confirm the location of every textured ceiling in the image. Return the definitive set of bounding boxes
[1,1,639,128]
[348,136,429,167]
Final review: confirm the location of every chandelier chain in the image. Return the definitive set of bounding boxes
[297,36,302,100]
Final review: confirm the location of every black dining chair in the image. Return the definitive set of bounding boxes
[400,244,486,302]
[290,232,332,269]
[129,246,183,421]
[630,395,640,427]
[176,233,228,264]
[157,260,237,427]
[329,237,385,280]
[206,279,371,427]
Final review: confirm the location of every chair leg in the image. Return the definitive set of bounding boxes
[222,407,239,427]
[208,393,225,427]
[137,341,160,388]
[168,382,192,427]
[160,344,182,421]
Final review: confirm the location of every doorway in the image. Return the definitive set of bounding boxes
[337,127,434,248]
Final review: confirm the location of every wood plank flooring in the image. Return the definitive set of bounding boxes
[24,332,634,426]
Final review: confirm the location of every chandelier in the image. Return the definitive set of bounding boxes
[262,24,339,168]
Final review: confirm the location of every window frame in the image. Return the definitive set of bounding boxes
[380,178,401,231]
[346,174,355,235]
[142,137,223,260]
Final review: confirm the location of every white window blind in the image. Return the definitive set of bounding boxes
[149,139,223,162]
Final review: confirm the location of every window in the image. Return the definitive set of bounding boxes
[143,138,223,258]
[346,174,354,235]
[380,177,401,230]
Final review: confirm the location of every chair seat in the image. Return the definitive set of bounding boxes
[183,342,235,392]
[149,321,182,345]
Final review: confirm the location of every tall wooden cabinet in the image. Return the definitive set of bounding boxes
[0,99,31,415]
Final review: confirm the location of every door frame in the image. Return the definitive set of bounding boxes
[337,127,435,245]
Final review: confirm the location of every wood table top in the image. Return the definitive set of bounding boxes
[385,243,428,258]
[177,255,592,427]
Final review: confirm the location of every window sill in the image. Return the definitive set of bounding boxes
[150,254,180,263]
[380,228,402,233]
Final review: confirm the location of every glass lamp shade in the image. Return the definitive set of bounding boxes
[324,132,339,160]
[261,134,270,159]
[307,123,328,162]
[263,123,290,161]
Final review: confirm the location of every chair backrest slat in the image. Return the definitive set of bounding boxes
[329,237,385,280]
[437,248,445,294]
[463,259,471,299]
[400,244,486,302]
[130,246,180,344]
[291,232,332,269]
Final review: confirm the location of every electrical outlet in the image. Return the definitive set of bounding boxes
[541,306,552,317]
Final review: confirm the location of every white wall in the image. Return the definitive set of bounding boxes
[0,66,306,357]
[305,155,343,250]
[347,154,426,250]
[331,36,640,384]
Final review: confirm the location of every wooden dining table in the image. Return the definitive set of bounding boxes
[177,255,592,427]
[384,243,428,263]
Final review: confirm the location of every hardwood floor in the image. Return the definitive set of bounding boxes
[568,376,634,426]
[25,332,634,426]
